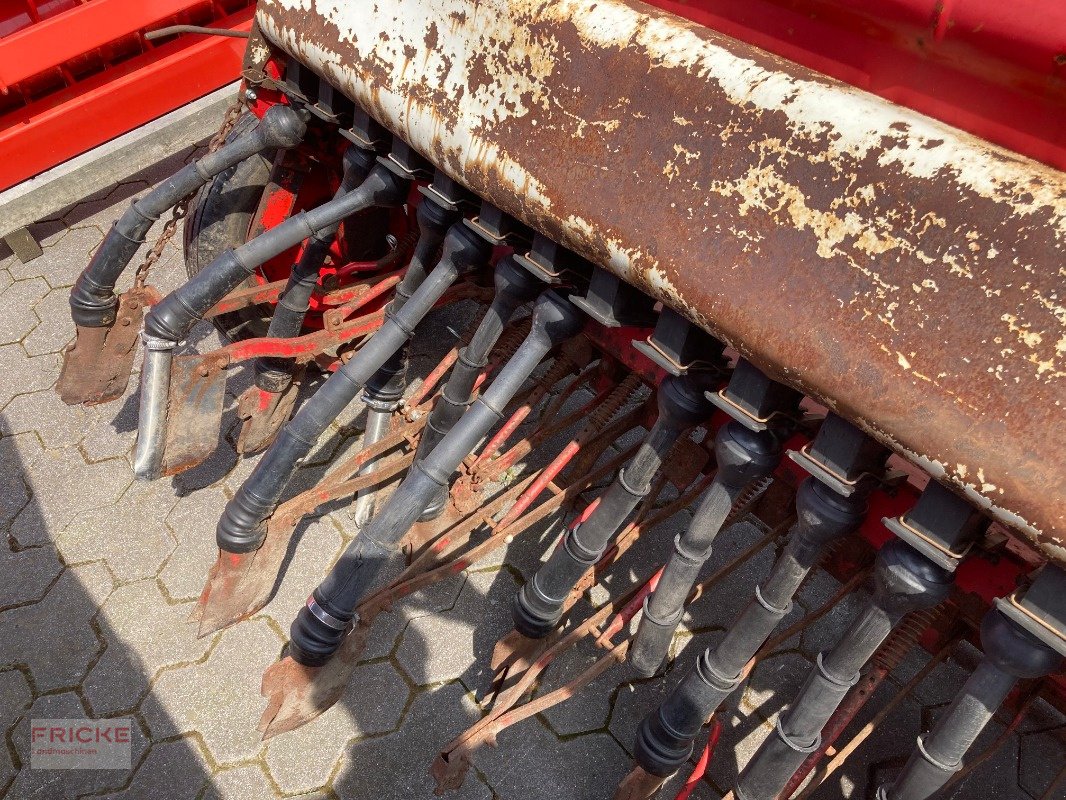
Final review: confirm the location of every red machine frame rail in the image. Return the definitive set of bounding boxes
[0,1,254,191]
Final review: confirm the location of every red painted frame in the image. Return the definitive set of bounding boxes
[0,2,254,191]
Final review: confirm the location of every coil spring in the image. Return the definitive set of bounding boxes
[723,474,776,529]
[874,606,947,671]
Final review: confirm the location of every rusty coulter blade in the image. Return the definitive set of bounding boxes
[56,286,160,406]
[612,767,667,800]
[159,353,229,477]
[194,516,301,636]
[259,624,368,739]
[236,377,302,455]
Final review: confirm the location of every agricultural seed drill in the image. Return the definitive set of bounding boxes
[58,1,1066,797]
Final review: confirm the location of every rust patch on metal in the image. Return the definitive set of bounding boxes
[56,286,160,406]
[160,353,230,477]
[258,0,1066,561]
[236,376,303,455]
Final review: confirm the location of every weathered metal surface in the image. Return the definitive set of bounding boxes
[160,353,229,477]
[235,378,302,454]
[56,286,159,406]
[256,0,1066,561]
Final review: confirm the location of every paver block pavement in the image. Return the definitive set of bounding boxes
[333,682,491,800]
[159,486,231,601]
[0,542,64,609]
[83,580,213,717]
[0,563,114,692]
[263,660,412,794]
[0,277,48,345]
[142,619,283,765]
[12,445,131,548]
[203,763,279,800]
[57,481,178,582]
[87,737,212,800]
[7,691,148,799]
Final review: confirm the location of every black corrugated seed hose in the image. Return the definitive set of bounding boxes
[628,420,783,677]
[510,371,720,641]
[632,416,892,784]
[411,253,544,521]
[735,539,955,800]
[213,218,489,555]
[877,567,1064,800]
[68,104,308,332]
[287,290,585,666]
[132,149,413,480]
[253,144,380,394]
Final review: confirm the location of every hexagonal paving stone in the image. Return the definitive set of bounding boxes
[80,387,141,464]
[7,691,148,799]
[57,480,178,582]
[85,737,211,800]
[203,763,279,800]
[264,660,411,794]
[0,433,36,530]
[0,669,33,788]
[0,277,48,344]
[83,580,213,716]
[476,723,633,800]
[259,515,346,633]
[40,225,107,290]
[141,618,283,765]
[0,563,114,691]
[12,446,131,548]
[159,486,230,601]
[739,651,814,724]
[2,386,92,450]
[1019,721,1066,797]
[538,637,620,737]
[0,543,64,609]
[395,568,517,692]
[22,288,75,357]
[333,682,491,800]
[0,344,54,411]
[0,668,32,729]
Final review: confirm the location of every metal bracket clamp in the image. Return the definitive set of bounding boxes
[631,307,725,377]
[994,565,1066,657]
[305,596,353,632]
[463,202,532,248]
[883,514,975,571]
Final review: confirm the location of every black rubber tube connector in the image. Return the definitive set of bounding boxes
[144,161,409,346]
[69,104,307,328]
[878,607,1062,800]
[289,291,585,666]
[413,254,543,521]
[512,373,716,639]
[735,540,956,800]
[629,421,782,676]
[633,476,868,778]
[215,221,489,554]
[254,145,379,393]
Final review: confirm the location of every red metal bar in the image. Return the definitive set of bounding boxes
[0,6,253,190]
[0,0,198,92]
[674,721,721,800]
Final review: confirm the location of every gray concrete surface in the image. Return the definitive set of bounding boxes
[0,151,1063,800]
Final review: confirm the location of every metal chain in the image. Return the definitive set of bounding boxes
[134,99,245,288]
